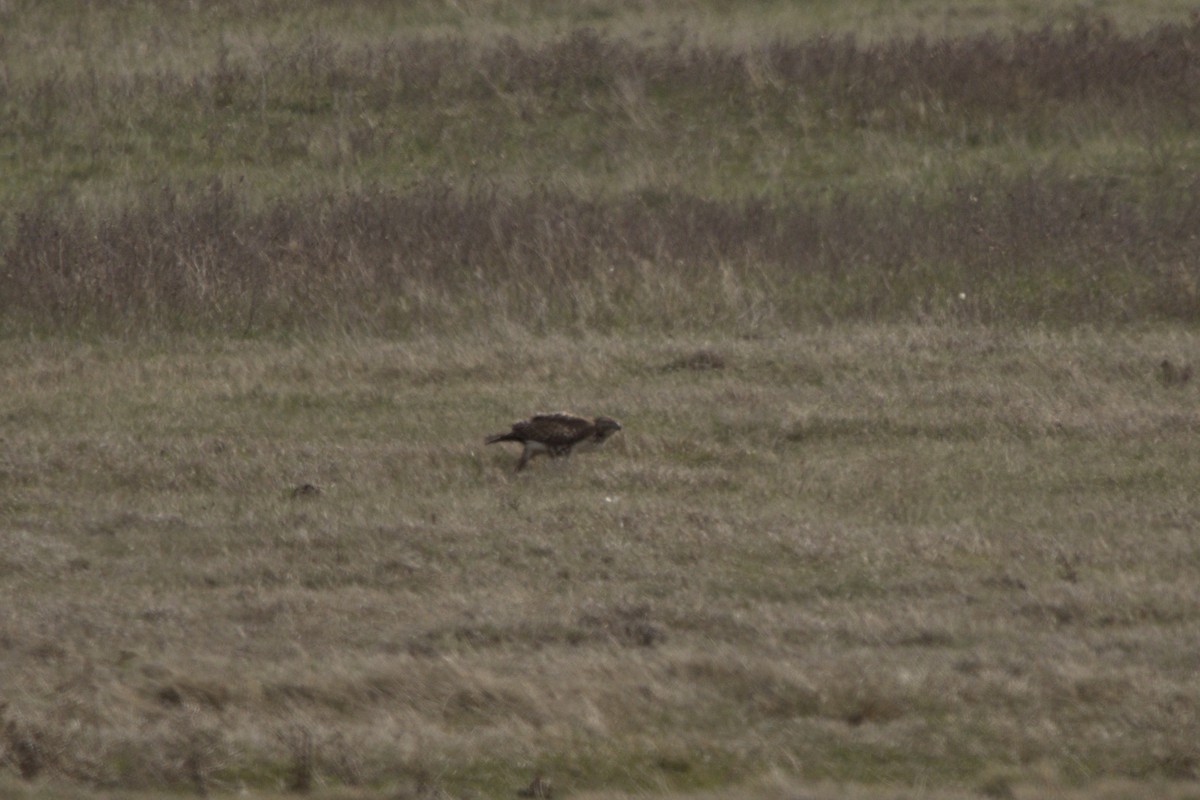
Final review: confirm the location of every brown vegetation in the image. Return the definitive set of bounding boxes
[3,14,1200,335]
[3,3,1200,798]
[2,329,1199,799]
[5,167,1200,335]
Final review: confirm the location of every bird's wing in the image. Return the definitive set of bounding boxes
[514,413,593,446]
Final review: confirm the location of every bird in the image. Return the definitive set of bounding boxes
[485,412,622,472]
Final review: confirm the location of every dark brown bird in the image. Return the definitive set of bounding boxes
[486,412,622,472]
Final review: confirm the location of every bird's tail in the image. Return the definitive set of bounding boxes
[485,432,518,445]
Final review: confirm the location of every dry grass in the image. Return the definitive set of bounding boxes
[3,2,1200,797]
[5,9,1200,335]
[2,326,1199,797]
[6,168,1200,335]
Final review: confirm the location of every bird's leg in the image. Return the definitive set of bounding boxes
[516,445,532,472]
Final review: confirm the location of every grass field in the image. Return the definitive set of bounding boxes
[6,2,1200,334]
[3,328,1199,799]
[2,2,1200,798]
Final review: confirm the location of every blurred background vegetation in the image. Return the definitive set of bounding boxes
[2,1,1199,335]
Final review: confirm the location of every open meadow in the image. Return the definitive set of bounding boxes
[2,2,1200,798]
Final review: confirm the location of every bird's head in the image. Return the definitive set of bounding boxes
[593,416,622,440]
